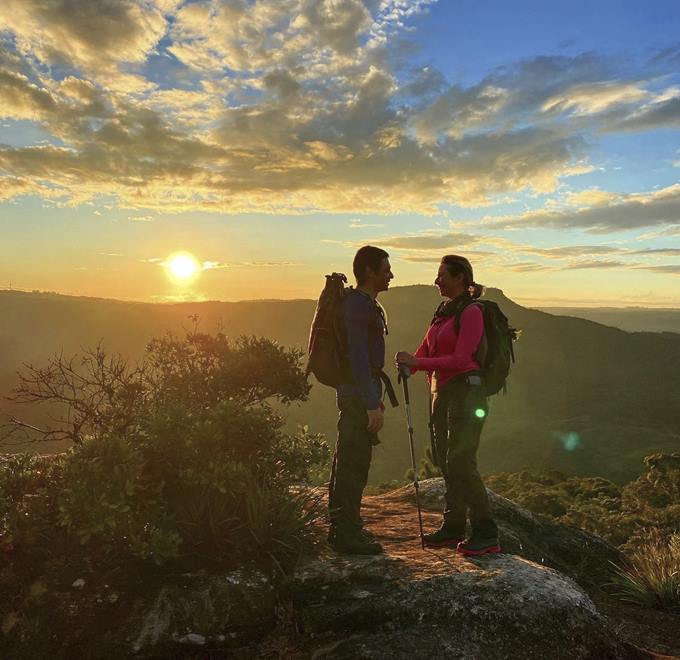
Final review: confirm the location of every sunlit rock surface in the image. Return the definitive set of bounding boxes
[290,480,646,660]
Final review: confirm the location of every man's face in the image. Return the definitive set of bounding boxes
[372,257,393,293]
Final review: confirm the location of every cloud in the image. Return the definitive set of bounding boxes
[505,262,555,272]
[562,260,628,270]
[0,5,678,216]
[370,232,479,250]
[564,189,620,206]
[608,92,680,132]
[349,219,385,228]
[199,260,303,269]
[401,250,497,263]
[129,215,154,222]
[0,0,168,77]
[629,247,680,256]
[0,69,57,121]
[482,184,680,233]
[515,244,625,258]
[633,264,680,275]
[541,81,649,116]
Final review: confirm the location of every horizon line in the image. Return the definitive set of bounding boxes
[2,285,680,311]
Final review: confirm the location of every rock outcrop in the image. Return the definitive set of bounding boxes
[289,480,651,660]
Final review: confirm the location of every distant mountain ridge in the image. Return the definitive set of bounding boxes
[1,287,679,482]
[539,306,680,334]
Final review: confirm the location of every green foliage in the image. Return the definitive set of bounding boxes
[0,331,329,574]
[486,457,680,551]
[487,453,680,611]
[0,454,63,551]
[610,531,680,613]
[405,446,441,482]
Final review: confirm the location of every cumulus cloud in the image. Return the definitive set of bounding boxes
[0,2,677,216]
[0,0,168,76]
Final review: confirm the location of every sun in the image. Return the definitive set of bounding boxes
[165,252,201,284]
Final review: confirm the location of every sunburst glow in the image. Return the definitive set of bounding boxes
[165,252,200,284]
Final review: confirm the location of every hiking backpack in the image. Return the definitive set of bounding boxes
[454,299,519,396]
[306,272,350,387]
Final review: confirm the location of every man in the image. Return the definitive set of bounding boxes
[328,245,394,555]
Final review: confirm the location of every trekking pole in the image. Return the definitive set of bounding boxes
[398,363,425,549]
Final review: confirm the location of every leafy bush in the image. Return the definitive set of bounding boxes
[0,330,329,573]
[0,454,63,553]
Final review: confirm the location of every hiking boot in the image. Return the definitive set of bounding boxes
[329,530,383,555]
[456,536,501,556]
[423,524,465,548]
[360,527,377,542]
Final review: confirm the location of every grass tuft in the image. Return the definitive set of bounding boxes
[610,530,680,613]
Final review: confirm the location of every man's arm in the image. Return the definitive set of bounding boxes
[344,296,383,432]
[344,295,381,410]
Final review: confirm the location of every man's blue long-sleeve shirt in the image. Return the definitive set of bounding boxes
[336,289,386,410]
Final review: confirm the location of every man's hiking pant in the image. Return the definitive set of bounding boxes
[328,395,379,534]
[431,378,498,538]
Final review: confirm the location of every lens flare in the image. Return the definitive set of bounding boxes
[474,408,486,419]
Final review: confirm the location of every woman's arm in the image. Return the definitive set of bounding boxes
[395,329,430,373]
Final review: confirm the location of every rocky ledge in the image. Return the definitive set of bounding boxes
[4,479,677,659]
[290,479,659,660]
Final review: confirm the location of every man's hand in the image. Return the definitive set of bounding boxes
[366,407,384,433]
[395,351,418,368]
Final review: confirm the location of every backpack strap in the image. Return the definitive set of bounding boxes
[452,296,475,335]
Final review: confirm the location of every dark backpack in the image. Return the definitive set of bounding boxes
[453,299,519,396]
[306,273,350,387]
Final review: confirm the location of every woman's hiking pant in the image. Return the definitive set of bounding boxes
[431,377,498,538]
[328,395,379,535]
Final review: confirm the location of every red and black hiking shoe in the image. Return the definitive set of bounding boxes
[422,525,465,548]
[456,536,501,556]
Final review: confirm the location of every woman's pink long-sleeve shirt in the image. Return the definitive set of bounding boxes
[413,303,484,388]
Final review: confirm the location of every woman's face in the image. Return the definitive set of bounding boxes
[434,263,464,298]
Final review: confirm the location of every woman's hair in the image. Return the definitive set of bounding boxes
[353,245,390,284]
[441,255,485,299]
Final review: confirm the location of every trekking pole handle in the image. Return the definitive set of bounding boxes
[397,363,410,404]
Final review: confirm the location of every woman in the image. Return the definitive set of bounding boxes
[395,255,500,556]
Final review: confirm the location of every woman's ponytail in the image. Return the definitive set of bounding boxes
[470,282,485,299]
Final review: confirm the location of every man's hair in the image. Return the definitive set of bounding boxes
[353,245,389,284]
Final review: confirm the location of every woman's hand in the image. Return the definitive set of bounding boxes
[395,351,418,368]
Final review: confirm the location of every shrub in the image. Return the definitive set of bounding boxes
[0,330,329,573]
[0,454,63,553]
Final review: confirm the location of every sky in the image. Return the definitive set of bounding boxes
[1,0,679,306]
